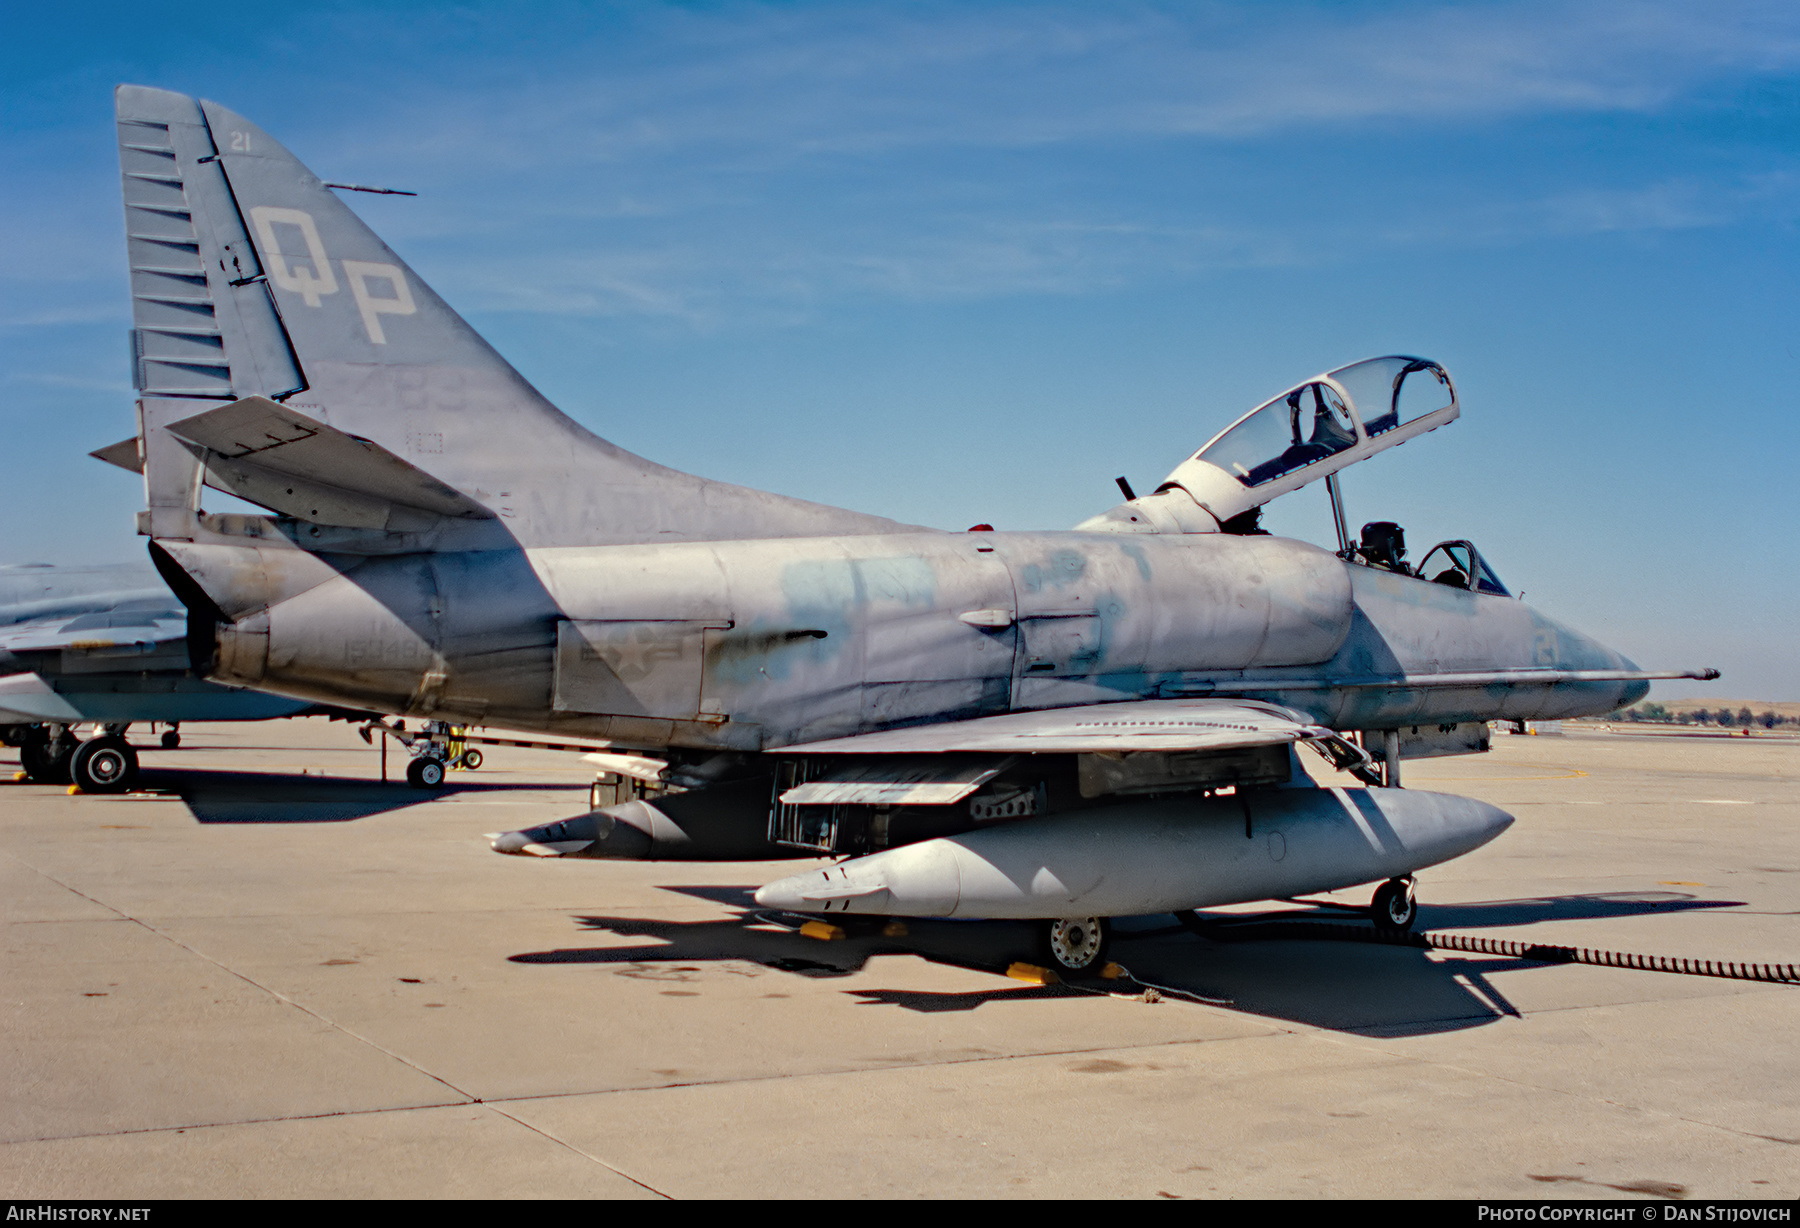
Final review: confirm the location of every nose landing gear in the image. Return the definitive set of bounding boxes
[363,720,474,789]
[405,755,447,789]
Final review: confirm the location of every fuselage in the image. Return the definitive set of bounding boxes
[183,527,1645,752]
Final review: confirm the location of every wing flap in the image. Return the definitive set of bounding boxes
[780,756,1015,806]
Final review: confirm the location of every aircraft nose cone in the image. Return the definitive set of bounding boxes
[755,846,953,916]
[487,814,604,857]
[1442,795,1515,847]
[752,878,808,910]
[488,829,542,856]
[1397,790,1515,861]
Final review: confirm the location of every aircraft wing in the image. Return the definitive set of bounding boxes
[0,673,87,723]
[782,698,1338,755]
[773,699,1377,805]
[0,607,187,655]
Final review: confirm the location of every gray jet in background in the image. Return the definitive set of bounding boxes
[104,85,1712,973]
[0,561,312,790]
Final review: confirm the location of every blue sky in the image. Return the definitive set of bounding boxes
[3,1,1796,700]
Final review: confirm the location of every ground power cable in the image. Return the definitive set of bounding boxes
[1194,919,1800,986]
[756,908,1800,998]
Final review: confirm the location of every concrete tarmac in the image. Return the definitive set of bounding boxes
[2,718,1795,1199]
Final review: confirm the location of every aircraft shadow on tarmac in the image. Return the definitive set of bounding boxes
[509,887,1745,1037]
[129,767,543,824]
[512,904,1087,1012]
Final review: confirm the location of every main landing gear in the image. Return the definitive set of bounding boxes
[19,724,140,793]
[20,725,78,785]
[71,736,138,793]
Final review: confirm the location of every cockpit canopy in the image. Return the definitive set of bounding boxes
[1194,357,1453,490]
[1077,356,1459,534]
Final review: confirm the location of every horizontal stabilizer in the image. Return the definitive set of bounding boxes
[165,396,495,530]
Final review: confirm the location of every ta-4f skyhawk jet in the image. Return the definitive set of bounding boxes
[0,561,313,790]
[110,86,1712,972]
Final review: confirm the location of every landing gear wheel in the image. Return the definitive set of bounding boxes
[71,737,138,794]
[406,757,446,789]
[21,727,77,785]
[160,728,181,749]
[459,748,482,770]
[1371,878,1417,933]
[1041,916,1111,976]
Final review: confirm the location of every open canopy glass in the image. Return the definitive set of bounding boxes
[1075,356,1461,536]
[1191,356,1455,493]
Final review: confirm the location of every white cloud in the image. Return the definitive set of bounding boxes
[12,371,134,394]
[362,0,1800,164]
[12,0,1800,332]
[1384,168,1800,245]
[0,303,126,330]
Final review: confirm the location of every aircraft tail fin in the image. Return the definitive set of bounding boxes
[115,85,910,547]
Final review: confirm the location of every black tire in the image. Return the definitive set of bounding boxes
[1,725,27,748]
[460,748,482,770]
[406,757,446,789]
[1371,878,1417,933]
[1040,916,1111,976]
[21,727,76,785]
[161,729,181,749]
[71,737,138,794]
[19,733,52,781]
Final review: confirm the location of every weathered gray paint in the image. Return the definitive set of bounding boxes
[752,787,1514,918]
[108,87,1713,918]
[170,525,1639,752]
[111,84,1670,750]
